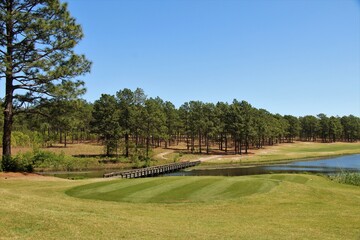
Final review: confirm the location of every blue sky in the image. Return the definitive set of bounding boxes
[63,0,359,117]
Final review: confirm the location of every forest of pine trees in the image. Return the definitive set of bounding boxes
[3,88,360,157]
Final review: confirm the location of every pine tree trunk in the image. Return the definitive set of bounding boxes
[3,97,13,159]
[125,133,129,157]
[239,139,242,155]
[146,136,150,157]
[245,139,249,154]
[199,132,202,154]
[220,133,223,151]
[234,138,237,154]
[225,136,228,153]
[3,1,14,161]
[191,136,195,153]
[206,134,209,154]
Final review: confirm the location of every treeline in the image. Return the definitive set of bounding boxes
[3,88,360,157]
[3,99,95,148]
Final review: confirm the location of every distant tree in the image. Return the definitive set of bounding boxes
[273,114,289,144]
[317,113,330,142]
[284,115,300,142]
[341,115,360,142]
[43,99,78,147]
[253,109,266,148]
[141,97,166,157]
[91,94,121,156]
[300,115,319,141]
[215,102,230,152]
[74,100,93,142]
[116,88,136,157]
[0,0,91,164]
[239,100,255,154]
[163,101,179,148]
[229,100,244,154]
[130,88,146,147]
[189,101,205,153]
[202,103,216,154]
[328,116,343,142]
[58,99,93,145]
[179,102,192,151]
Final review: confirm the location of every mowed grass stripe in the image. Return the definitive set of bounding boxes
[185,177,276,201]
[184,177,235,202]
[148,177,222,203]
[220,179,277,199]
[66,178,172,201]
[66,176,282,203]
[102,178,182,202]
[122,177,203,203]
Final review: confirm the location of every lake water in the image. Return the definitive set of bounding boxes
[164,154,360,177]
[43,154,360,179]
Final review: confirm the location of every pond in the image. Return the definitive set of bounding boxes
[165,154,360,177]
[42,154,360,179]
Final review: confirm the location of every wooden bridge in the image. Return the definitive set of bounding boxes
[103,161,201,179]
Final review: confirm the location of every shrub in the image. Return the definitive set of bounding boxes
[1,154,34,172]
[330,172,360,187]
[1,156,19,172]
[2,150,100,172]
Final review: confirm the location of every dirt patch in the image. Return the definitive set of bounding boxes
[0,172,62,181]
[197,155,223,162]
[155,150,174,160]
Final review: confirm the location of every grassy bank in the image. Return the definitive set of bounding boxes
[200,142,360,166]
[3,141,360,172]
[0,173,359,239]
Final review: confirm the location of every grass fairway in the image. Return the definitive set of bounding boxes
[66,176,280,203]
[1,174,359,239]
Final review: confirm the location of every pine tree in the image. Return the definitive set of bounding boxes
[0,0,91,164]
[91,94,120,156]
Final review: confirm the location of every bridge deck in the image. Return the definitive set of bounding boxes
[103,161,201,178]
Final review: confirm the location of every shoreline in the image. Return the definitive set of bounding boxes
[194,152,360,170]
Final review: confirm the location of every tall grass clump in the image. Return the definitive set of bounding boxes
[330,172,360,186]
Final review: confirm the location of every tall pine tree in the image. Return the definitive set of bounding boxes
[0,0,91,165]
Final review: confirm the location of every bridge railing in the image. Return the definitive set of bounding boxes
[103,161,201,178]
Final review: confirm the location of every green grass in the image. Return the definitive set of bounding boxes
[66,176,279,203]
[203,142,360,166]
[1,174,360,239]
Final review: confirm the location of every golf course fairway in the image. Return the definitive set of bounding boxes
[1,174,359,239]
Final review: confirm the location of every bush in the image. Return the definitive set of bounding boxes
[330,172,360,187]
[1,154,34,172]
[1,156,19,172]
[1,150,100,172]
[31,150,99,171]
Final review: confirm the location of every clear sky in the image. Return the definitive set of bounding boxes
[63,0,359,117]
